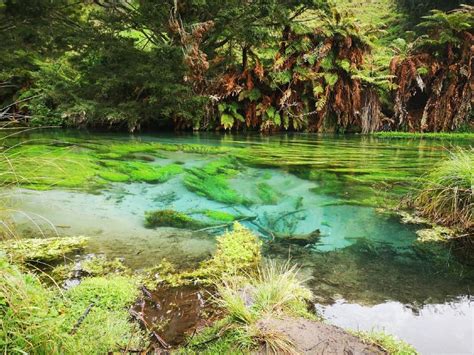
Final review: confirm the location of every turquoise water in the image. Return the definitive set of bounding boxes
[4,130,474,353]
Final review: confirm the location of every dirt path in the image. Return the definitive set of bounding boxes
[257,316,385,354]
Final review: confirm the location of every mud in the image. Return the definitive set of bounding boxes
[132,285,211,347]
[257,316,385,354]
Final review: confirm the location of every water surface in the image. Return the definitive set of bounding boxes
[4,131,474,353]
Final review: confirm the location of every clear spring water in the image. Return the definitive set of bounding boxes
[5,130,474,353]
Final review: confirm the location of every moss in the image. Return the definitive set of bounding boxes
[0,236,89,262]
[147,223,262,287]
[97,169,130,182]
[204,210,236,222]
[81,255,130,276]
[102,161,183,184]
[355,330,418,355]
[0,257,146,354]
[416,226,455,242]
[58,275,145,353]
[256,182,281,205]
[144,209,205,229]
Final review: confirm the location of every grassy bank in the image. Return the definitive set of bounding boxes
[373,132,474,140]
[411,148,473,241]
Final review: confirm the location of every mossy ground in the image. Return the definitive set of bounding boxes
[0,236,88,262]
[144,223,262,287]
[0,256,146,354]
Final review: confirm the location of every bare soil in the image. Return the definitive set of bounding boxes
[257,316,385,354]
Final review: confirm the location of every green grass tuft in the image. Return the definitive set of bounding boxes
[413,148,473,231]
[356,330,418,355]
[374,132,474,140]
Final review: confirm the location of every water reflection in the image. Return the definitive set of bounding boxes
[316,297,474,354]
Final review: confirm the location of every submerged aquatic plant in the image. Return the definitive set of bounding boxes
[203,209,236,222]
[413,148,473,232]
[256,182,282,205]
[183,158,251,205]
[144,209,205,229]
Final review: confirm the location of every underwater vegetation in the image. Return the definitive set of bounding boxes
[412,148,473,238]
[373,132,474,141]
[183,157,252,205]
[144,209,205,230]
[98,161,183,184]
[256,182,282,205]
[0,140,227,191]
[203,209,237,222]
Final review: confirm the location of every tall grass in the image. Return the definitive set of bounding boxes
[208,261,313,353]
[414,148,473,231]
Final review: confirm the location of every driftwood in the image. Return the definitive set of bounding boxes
[194,215,257,232]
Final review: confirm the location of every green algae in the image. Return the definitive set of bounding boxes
[0,236,89,262]
[99,160,183,184]
[203,210,236,222]
[97,169,130,182]
[256,182,282,205]
[183,158,251,205]
[144,209,205,229]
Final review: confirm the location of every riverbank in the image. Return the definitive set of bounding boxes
[0,226,417,354]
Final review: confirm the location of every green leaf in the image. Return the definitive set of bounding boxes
[221,113,234,129]
[324,73,339,87]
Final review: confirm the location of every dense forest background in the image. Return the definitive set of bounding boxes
[0,0,472,133]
